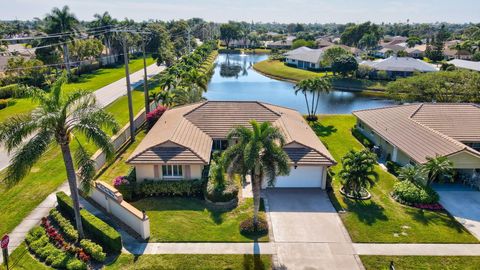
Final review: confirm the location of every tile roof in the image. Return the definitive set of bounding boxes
[362,56,437,72]
[127,101,335,166]
[448,59,480,72]
[284,46,324,64]
[353,104,480,164]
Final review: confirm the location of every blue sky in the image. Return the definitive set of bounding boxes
[1,0,479,23]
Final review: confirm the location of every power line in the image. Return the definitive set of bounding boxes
[0,25,118,42]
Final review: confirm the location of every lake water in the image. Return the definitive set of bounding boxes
[204,53,395,114]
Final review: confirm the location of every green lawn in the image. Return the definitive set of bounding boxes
[316,115,478,243]
[105,254,272,270]
[0,243,50,270]
[131,197,269,242]
[253,60,388,91]
[0,98,37,123]
[62,57,154,93]
[360,256,480,270]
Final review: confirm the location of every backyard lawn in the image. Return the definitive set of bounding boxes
[360,255,480,270]
[316,115,478,243]
[105,254,272,270]
[131,197,269,242]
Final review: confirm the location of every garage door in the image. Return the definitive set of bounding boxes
[272,166,324,188]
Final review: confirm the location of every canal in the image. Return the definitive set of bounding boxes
[204,53,395,114]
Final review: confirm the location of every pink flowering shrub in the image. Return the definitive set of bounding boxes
[113,176,129,187]
[147,105,167,129]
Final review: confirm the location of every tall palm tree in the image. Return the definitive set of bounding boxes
[339,149,378,198]
[0,74,119,238]
[44,6,79,75]
[422,155,454,185]
[158,73,178,92]
[222,121,290,226]
[171,86,204,106]
[294,77,332,121]
[91,11,117,64]
[180,69,208,92]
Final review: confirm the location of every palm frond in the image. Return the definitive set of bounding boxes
[3,130,54,186]
[74,139,96,194]
[0,114,38,153]
[73,122,115,160]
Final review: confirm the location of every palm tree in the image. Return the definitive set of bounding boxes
[294,77,332,122]
[222,121,290,226]
[339,149,378,198]
[422,155,454,185]
[44,6,79,75]
[0,74,119,238]
[171,86,204,106]
[91,12,117,64]
[158,73,178,92]
[180,69,208,92]
[155,90,176,107]
[398,165,427,186]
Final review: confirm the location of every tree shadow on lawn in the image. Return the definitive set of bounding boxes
[405,207,472,234]
[310,122,337,137]
[242,254,267,270]
[342,196,388,226]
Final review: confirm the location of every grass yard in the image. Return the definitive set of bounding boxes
[360,255,480,270]
[316,115,478,243]
[253,60,388,91]
[0,243,50,270]
[0,98,37,123]
[105,254,272,270]
[131,197,269,242]
[253,59,330,82]
[62,57,154,93]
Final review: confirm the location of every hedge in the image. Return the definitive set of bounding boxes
[133,179,206,197]
[56,192,122,253]
[386,160,402,176]
[351,128,374,148]
[392,181,439,204]
[49,209,79,242]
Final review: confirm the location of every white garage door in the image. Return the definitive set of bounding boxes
[273,166,324,188]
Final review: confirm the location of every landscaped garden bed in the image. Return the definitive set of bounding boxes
[316,115,478,243]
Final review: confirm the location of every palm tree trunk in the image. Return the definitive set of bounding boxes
[60,142,85,239]
[303,93,311,119]
[62,43,71,76]
[251,172,261,226]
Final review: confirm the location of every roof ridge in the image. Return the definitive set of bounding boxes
[409,117,467,151]
[181,101,208,117]
[409,103,424,118]
[256,101,282,117]
[172,118,212,163]
[352,103,420,114]
[289,140,337,164]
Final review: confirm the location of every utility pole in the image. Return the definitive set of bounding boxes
[141,35,150,114]
[122,34,135,142]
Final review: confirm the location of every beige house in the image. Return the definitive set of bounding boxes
[127,101,336,188]
[353,104,480,180]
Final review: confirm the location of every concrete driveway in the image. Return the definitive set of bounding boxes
[434,184,480,240]
[265,189,363,270]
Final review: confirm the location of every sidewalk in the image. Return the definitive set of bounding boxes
[0,64,163,264]
[0,63,164,171]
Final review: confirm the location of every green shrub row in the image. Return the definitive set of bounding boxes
[50,209,79,243]
[80,239,106,262]
[392,181,439,204]
[351,128,374,148]
[25,226,87,270]
[0,84,27,99]
[122,179,206,198]
[386,160,402,176]
[56,192,122,253]
[0,99,8,109]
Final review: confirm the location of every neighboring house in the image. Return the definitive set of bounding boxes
[353,103,480,181]
[284,46,324,70]
[316,37,334,48]
[448,59,480,72]
[375,44,405,58]
[127,101,336,188]
[0,44,35,72]
[382,36,408,46]
[405,44,427,58]
[361,56,437,77]
[266,36,296,49]
[444,45,473,60]
[323,44,363,57]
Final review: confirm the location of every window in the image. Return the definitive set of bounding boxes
[213,139,229,151]
[162,165,183,178]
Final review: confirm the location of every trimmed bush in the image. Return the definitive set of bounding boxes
[50,209,79,242]
[80,239,106,262]
[239,216,269,237]
[66,258,87,270]
[135,179,205,197]
[386,161,402,176]
[351,128,373,148]
[392,181,439,204]
[26,226,44,244]
[56,192,122,253]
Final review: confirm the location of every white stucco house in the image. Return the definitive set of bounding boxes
[127,101,336,189]
[361,56,437,77]
[284,46,324,70]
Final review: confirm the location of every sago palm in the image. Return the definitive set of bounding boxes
[398,164,427,186]
[0,74,119,238]
[339,149,378,198]
[222,120,290,226]
[423,155,454,185]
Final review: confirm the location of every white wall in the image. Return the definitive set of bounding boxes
[262,165,326,188]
